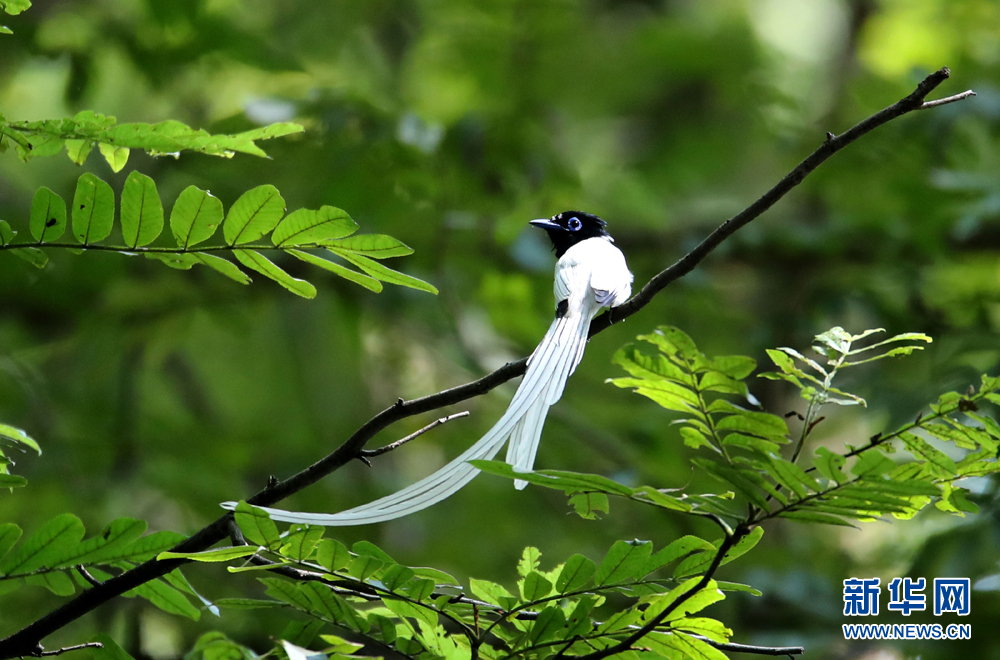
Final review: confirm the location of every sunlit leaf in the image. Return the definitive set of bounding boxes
[272,206,357,246]
[233,249,316,298]
[170,186,223,248]
[72,173,114,244]
[224,185,284,245]
[120,172,163,248]
[29,187,66,243]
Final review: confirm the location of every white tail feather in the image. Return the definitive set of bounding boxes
[221,301,598,524]
[219,235,632,527]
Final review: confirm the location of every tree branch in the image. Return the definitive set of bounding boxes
[0,67,970,660]
[361,411,470,458]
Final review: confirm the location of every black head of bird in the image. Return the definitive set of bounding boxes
[530,211,611,258]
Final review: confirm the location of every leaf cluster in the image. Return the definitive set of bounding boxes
[0,173,437,298]
[486,326,998,530]
[0,111,303,171]
[0,424,39,491]
[160,502,760,660]
[0,515,203,617]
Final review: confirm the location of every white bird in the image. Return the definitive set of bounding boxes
[221,211,633,525]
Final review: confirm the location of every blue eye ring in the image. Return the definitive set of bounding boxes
[567,217,582,231]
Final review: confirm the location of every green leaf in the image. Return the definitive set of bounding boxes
[52,517,147,568]
[10,247,47,268]
[346,555,383,581]
[645,578,725,622]
[29,186,66,243]
[471,461,634,496]
[316,538,352,572]
[272,206,357,246]
[64,139,91,164]
[233,502,281,550]
[98,143,130,172]
[158,546,259,562]
[72,173,114,244]
[233,249,316,298]
[0,523,22,562]
[693,458,770,509]
[527,605,567,644]
[215,597,284,610]
[352,540,396,564]
[520,571,553,600]
[899,432,958,476]
[595,539,652,585]
[0,1,31,16]
[0,514,86,576]
[0,473,27,488]
[224,185,285,245]
[813,447,847,483]
[191,253,251,284]
[113,530,188,562]
[716,580,762,596]
[780,510,857,527]
[381,564,416,591]
[25,570,75,596]
[0,424,40,454]
[767,456,820,498]
[170,186,223,248]
[0,220,14,246]
[120,171,163,248]
[674,528,763,577]
[469,578,516,609]
[709,355,756,379]
[518,546,542,577]
[289,249,383,292]
[673,617,732,644]
[569,492,609,519]
[128,577,201,620]
[411,566,461,586]
[642,536,716,576]
[280,525,324,561]
[327,234,414,258]
[556,554,596,593]
[712,402,789,439]
[329,248,438,294]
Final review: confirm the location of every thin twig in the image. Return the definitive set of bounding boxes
[0,67,970,660]
[35,643,104,657]
[694,636,804,656]
[919,90,976,109]
[74,566,102,588]
[361,411,471,458]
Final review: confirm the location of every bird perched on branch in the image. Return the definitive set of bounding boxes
[221,211,633,525]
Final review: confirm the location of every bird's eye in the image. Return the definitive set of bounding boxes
[568,217,582,231]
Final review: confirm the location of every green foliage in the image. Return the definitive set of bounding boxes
[0,111,304,171]
[480,326,997,530]
[197,505,739,660]
[0,423,39,492]
[0,513,201,617]
[0,173,437,297]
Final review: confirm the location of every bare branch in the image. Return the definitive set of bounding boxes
[35,643,104,657]
[920,90,976,109]
[361,411,471,458]
[74,566,102,588]
[0,67,973,660]
[696,636,804,656]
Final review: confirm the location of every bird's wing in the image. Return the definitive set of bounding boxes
[588,239,633,308]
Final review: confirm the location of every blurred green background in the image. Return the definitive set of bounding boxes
[1,0,999,657]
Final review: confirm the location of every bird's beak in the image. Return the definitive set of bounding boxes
[529,219,562,231]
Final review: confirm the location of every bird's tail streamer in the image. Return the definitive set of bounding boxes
[220,305,596,526]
